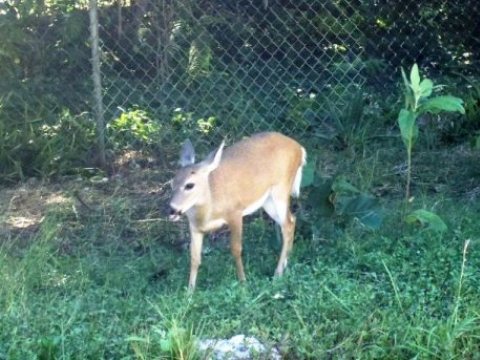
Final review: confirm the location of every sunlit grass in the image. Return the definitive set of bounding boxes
[1,188,479,358]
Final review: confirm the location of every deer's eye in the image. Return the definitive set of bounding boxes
[185,183,195,191]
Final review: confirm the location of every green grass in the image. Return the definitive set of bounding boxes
[1,179,480,360]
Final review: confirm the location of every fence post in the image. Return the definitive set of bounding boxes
[89,0,107,169]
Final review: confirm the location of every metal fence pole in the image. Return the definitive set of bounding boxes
[89,0,106,169]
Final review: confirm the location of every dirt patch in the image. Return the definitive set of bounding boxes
[0,166,174,244]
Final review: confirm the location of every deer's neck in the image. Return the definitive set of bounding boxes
[187,190,226,233]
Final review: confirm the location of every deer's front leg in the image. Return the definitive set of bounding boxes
[188,228,204,291]
[228,214,246,282]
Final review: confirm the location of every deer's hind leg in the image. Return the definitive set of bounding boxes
[262,186,296,276]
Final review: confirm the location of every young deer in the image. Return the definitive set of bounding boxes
[168,132,306,290]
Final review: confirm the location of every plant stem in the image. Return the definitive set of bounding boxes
[405,145,412,202]
[453,239,471,325]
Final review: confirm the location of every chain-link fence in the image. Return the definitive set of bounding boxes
[98,0,479,151]
[98,0,367,142]
[0,0,479,180]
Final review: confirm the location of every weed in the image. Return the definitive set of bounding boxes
[129,301,201,360]
[328,91,370,153]
[108,107,160,150]
[398,63,465,201]
[452,239,471,325]
[0,109,96,183]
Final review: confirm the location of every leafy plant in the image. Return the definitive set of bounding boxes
[129,324,199,360]
[188,30,213,81]
[405,209,447,233]
[307,91,371,153]
[331,178,384,230]
[108,107,160,149]
[300,162,384,239]
[128,305,200,360]
[453,73,480,147]
[170,108,219,137]
[284,88,317,131]
[398,64,465,201]
[327,91,369,152]
[0,109,96,182]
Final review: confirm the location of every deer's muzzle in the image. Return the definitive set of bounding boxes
[168,205,182,221]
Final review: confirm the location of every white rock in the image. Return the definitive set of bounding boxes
[198,334,281,360]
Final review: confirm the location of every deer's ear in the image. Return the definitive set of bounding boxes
[179,139,195,167]
[203,140,225,173]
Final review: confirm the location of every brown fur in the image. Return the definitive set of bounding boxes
[169,132,306,290]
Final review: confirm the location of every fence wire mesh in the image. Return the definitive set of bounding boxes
[98,0,368,147]
[96,0,480,151]
[0,0,479,179]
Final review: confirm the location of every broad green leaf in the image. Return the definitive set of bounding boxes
[409,63,421,92]
[406,209,447,233]
[301,160,315,188]
[420,96,465,115]
[335,194,375,215]
[419,78,433,98]
[304,179,335,217]
[398,109,418,148]
[359,210,384,230]
[335,193,384,230]
[332,177,360,194]
[301,177,384,230]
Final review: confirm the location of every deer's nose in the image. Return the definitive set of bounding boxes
[168,205,182,221]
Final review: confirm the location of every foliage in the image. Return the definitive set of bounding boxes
[108,107,160,149]
[129,316,200,360]
[406,209,448,233]
[330,178,384,230]
[170,108,218,138]
[0,0,93,182]
[300,162,385,239]
[0,110,96,183]
[0,0,479,182]
[449,74,480,147]
[398,63,465,200]
[326,91,370,152]
[360,0,479,73]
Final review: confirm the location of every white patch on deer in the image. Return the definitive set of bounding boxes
[263,194,287,225]
[242,191,270,217]
[291,147,307,198]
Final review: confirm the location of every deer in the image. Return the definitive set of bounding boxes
[168,132,306,290]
